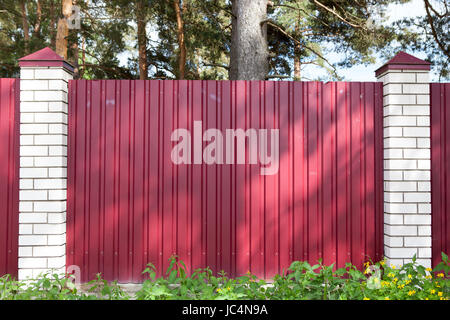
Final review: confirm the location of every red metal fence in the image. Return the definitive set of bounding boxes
[67,80,383,282]
[431,83,450,267]
[0,79,19,278]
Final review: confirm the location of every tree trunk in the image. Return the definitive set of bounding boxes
[137,0,148,80]
[229,0,268,80]
[49,0,57,49]
[33,0,42,37]
[20,0,30,54]
[173,0,186,79]
[294,54,301,80]
[55,0,73,59]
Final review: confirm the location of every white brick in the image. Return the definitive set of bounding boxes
[385,225,417,236]
[19,258,47,269]
[19,235,47,246]
[19,224,33,234]
[20,91,34,101]
[48,256,66,268]
[385,203,417,214]
[385,247,417,258]
[34,68,67,80]
[418,248,431,258]
[20,168,48,178]
[417,116,430,126]
[34,135,66,146]
[404,237,431,247]
[20,146,48,156]
[20,179,34,189]
[384,192,403,202]
[417,138,430,148]
[19,212,47,223]
[403,127,430,137]
[384,138,416,148]
[20,157,34,167]
[48,234,66,246]
[384,95,416,105]
[34,179,66,189]
[383,73,416,83]
[34,91,67,102]
[48,190,67,201]
[384,127,402,137]
[34,156,67,167]
[21,80,48,91]
[418,203,431,214]
[403,149,430,159]
[49,146,67,156]
[21,101,48,112]
[416,95,429,104]
[415,259,432,268]
[34,113,67,123]
[384,149,403,158]
[33,223,65,234]
[384,84,402,94]
[404,171,430,181]
[48,102,68,113]
[384,171,403,180]
[20,68,34,79]
[21,123,48,134]
[20,113,34,123]
[385,181,417,192]
[402,84,429,94]
[49,124,68,134]
[384,116,416,127]
[18,269,33,280]
[384,214,403,225]
[418,226,431,236]
[20,135,34,145]
[19,247,33,257]
[404,215,431,225]
[33,201,66,213]
[404,192,431,203]
[33,246,65,257]
[385,160,417,170]
[384,235,403,247]
[417,160,430,169]
[48,212,66,223]
[48,80,66,90]
[49,168,67,178]
[19,202,33,212]
[416,73,429,83]
[384,105,403,116]
[19,190,48,201]
[418,182,431,192]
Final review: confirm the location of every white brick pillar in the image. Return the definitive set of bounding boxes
[18,47,73,279]
[376,51,432,268]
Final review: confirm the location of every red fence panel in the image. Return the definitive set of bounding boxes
[431,83,450,266]
[67,80,383,282]
[0,79,19,278]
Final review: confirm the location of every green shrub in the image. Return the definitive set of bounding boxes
[1,253,448,300]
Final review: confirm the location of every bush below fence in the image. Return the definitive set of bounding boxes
[0,253,448,300]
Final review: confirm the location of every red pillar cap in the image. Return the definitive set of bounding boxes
[19,47,74,73]
[375,51,430,77]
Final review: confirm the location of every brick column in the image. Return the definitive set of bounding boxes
[376,51,432,268]
[18,48,73,279]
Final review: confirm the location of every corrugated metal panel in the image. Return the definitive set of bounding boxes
[67,80,383,282]
[0,79,19,278]
[431,83,450,267]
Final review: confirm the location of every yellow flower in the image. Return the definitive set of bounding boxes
[363,297,370,300]
[408,290,416,296]
[408,274,412,279]
[437,273,444,278]
[227,287,231,291]
[426,275,432,279]
[440,297,445,300]
[426,267,432,272]
[391,265,396,269]
[364,261,370,268]
[388,273,395,278]
[405,280,411,285]
[384,297,390,300]
[380,261,385,266]
[425,298,429,300]
[430,289,436,294]
[364,268,370,275]
[393,277,398,283]
[216,288,222,293]
[438,292,443,297]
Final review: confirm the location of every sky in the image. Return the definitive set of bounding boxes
[118,0,430,82]
[302,0,428,82]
